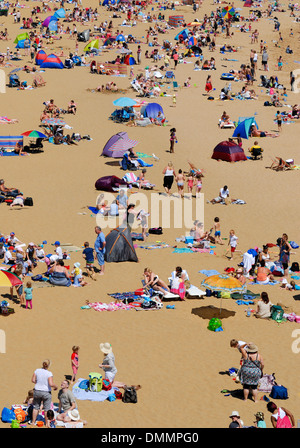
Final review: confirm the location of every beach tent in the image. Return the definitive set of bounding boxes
[103,37,116,46]
[84,39,100,52]
[232,117,258,139]
[211,141,247,162]
[14,32,30,44]
[188,36,198,47]
[77,29,90,42]
[53,8,66,19]
[42,15,58,28]
[105,227,138,263]
[102,132,139,158]
[40,54,64,69]
[48,20,58,32]
[95,175,128,192]
[143,103,164,119]
[116,34,126,42]
[35,50,47,66]
[124,54,136,65]
[174,28,189,41]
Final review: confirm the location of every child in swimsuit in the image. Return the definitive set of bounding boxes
[187,173,195,196]
[212,217,223,245]
[176,169,185,198]
[196,173,202,198]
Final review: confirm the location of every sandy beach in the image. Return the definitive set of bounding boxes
[0,0,300,429]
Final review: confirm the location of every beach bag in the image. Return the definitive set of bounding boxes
[78,379,89,390]
[271,305,284,321]
[13,407,27,422]
[221,291,231,299]
[290,242,299,249]
[32,274,43,281]
[1,407,15,423]
[88,372,102,392]
[276,411,292,428]
[10,419,20,429]
[102,379,112,391]
[258,373,276,393]
[270,385,288,400]
[122,386,137,404]
[24,197,33,206]
[148,227,163,235]
[115,390,123,400]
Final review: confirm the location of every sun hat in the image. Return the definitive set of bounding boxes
[229,411,240,418]
[246,343,258,353]
[100,342,112,354]
[74,262,81,268]
[254,411,264,420]
[68,409,80,421]
[28,242,35,246]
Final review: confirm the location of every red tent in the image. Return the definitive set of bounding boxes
[211,141,247,162]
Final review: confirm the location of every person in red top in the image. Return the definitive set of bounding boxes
[71,346,79,383]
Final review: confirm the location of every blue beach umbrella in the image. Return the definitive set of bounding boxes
[113,97,137,107]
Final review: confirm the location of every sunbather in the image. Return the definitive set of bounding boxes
[143,267,170,296]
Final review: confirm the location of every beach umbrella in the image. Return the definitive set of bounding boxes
[222,6,235,19]
[21,130,47,138]
[84,39,100,52]
[187,21,200,26]
[0,270,23,287]
[232,117,258,139]
[116,34,126,42]
[103,37,116,46]
[102,131,139,158]
[113,97,137,108]
[124,54,136,65]
[201,274,246,316]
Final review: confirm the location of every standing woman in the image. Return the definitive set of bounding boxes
[205,75,213,94]
[290,71,295,91]
[279,233,292,280]
[239,344,264,403]
[163,162,175,196]
[169,128,177,153]
[31,359,58,426]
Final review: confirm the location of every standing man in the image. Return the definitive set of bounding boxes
[94,226,106,275]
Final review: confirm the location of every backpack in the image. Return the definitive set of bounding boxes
[24,197,33,206]
[122,386,137,404]
[88,372,102,392]
[270,385,288,400]
[270,305,284,321]
[291,262,300,272]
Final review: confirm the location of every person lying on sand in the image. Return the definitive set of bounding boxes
[250,124,278,138]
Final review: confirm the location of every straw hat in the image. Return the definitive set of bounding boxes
[246,343,258,353]
[68,409,80,421]
[100,342,112,354]
[254,411,264,421]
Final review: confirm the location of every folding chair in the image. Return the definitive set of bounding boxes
[173,81,179,90]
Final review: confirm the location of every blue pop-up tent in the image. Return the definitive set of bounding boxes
[174,28,189,41]
[232,116,258,139]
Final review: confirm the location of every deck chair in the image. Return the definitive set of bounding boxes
[33,74,46,88]
[172,81,179,90]
[269,157,293,171]
[165,71,175,83]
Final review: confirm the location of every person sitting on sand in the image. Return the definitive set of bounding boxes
[234,267,247,285]
[255,259,275,283]
[209,185,231,204]
[254,292,273,319]
[68,100,77,115]
[14,140,26,156]
[143,267,170,296]
[0,179,20,197]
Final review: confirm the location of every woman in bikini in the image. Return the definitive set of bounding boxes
[143,268,170,296]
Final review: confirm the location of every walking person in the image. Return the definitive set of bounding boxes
[94,226,106,275]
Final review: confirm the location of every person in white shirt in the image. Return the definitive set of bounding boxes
[31,359,57,426]
[54,241,63,260]
[209,185,230,204]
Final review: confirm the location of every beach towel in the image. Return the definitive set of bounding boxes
[72,378,118,402]
[198,269,220,276]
